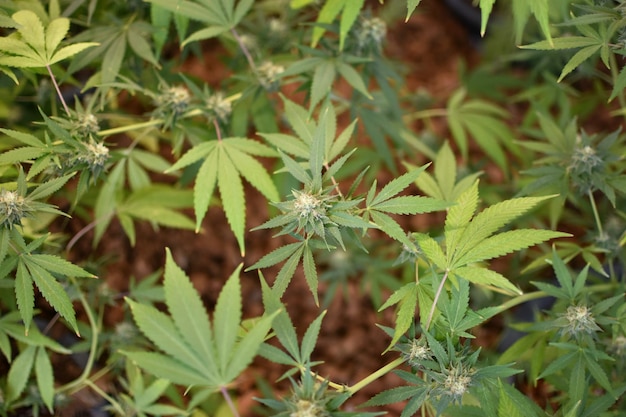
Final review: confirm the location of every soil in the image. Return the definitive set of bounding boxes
[14,1,513,416]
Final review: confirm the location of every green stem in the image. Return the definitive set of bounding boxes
[83,379,125,415]
[587,189,604,237]
[424,269,449,330]
[57,279,99,393]
[403,108,448,121]
[346,356,406,395]
[97,119,163,136]
[46,64,70,117]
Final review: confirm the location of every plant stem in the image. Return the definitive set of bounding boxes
[587,189,604,237]
[46,64,71,117]
[97,119,164,136]
[346,356,405,395]
[424,269,449,330]
[220,386,240,417]
[213,118,223,141]
[57,280,99,393]
[83,379,125,415]
[403,108,448,121]
[231,28,257,74]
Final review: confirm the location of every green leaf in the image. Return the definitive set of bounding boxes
[302,243,318,305]
[7,345,36,402]
[370,210,413,248]
[310,60,336,111]
[455,229,570,266]
[479,0,496,36]
[122,351,209,387]
[454,266,521,295]
[25,254,95,278]
[370,165,429,207]
[213,264,243,374]
[162,249,219,377]
[336,61,371,99]
[521,36,598,51]
[35,346,54,412]
[224,309,278,382]
[451,195,556,266]
[247,241,304,270]
[445,180,479,262]
[372,196,449,215]
[217,145,246,255]
[25,261,79,334]
[406,0,423,21]
[194,149,219,232]
[300,310,326,363]
[126,299,212,377]
[558,44,601,82]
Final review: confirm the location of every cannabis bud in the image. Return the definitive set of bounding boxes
[155,86,191,118]
[258,61,284,91]
[356,17,387,52]
[443,364,474,398]
[558,304,601,338]
[403,337,432,367]
[73,113,100,138]
[0,189,29,229]
[76,140,109,177]
[206,91,232,123]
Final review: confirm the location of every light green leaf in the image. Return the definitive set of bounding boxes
[28,174,74,200]
[444,180,479,262]
[224,309,278,382]
[312,0,345,47]
[163,249,219,375]
[390,283,419,349]
[406,0,423,21]
[182,26,229,47]
[452,195,555,264]
[371,196,449,215]
[126,298,213,378]
[193,149,218,231]
[168,141,217,172]
[225,145,278,201]
[35,346,54,412]
[25,261,78,334]
[214,264,243,374]
[454,229,570,267]
[370,210,413,248]
[454,266,521,295]
[479,0,496,36]
[260,133,309,158]
[25,254,95,278]
[13,10,45,55]
[414,233,446,270]
[272,245,305,299]
[217,145,246,255]
[7,345,36,402]
[122,351,208,387]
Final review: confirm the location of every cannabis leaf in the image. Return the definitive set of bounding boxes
[165,138,278,256]
[381,180,568,348]
[144,0,254,47]
[308,0,365,50]
[124,249,279,391]
[0,10,97,69]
